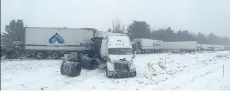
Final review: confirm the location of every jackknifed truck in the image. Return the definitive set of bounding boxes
[60,31,137,78]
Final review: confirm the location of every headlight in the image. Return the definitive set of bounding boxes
[107,62,114,71]
[108,68,113,71]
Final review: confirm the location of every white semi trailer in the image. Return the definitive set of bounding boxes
[163,41,197,52]
[132,38,163,53]
[25,27,96,59]
[224,46,230,50]
[60,31,137,78]
[198,44,224,51]
[213,45,225,51]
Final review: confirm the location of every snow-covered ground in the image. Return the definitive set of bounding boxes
[1,51,230,90]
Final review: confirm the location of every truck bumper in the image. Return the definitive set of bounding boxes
[107,70,136,78]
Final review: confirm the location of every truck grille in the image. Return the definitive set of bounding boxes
[114,62,129,71]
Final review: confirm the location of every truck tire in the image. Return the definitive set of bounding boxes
[51,52,61,59]
[65,62,82,77]
[89,59,98,70]
[36,52,48,59]
[81,59,98,70]
[6,51,17,59]
[60,61,65,75]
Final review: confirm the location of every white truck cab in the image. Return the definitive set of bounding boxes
[100,35,136,78]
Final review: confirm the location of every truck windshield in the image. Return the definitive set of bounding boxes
[109,48,133,55]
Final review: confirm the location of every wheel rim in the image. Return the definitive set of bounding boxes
[52,53,58,58]
[37,53,44,59]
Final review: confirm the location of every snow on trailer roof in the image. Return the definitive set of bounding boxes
[132,38,163,42]
[26,27,97,31]
[164,41,197,43]
[131,40,140,44]
[94,31,127,38]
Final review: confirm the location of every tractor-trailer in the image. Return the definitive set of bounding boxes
[61,31,137,78]
[25,27,96,59]
[162,41,197,52]
[132,38,163,53]
[198,44,224,51]
[4,27,137,78]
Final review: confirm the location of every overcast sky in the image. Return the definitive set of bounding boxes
[1,0,230,37]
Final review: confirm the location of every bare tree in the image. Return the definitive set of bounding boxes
[110,18,125,33]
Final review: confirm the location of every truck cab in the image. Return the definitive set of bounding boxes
[100,35,136,78]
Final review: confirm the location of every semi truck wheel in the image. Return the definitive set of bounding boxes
[51,52,61,59]
[36,52,48,59]
[65,62,82,77]
[6,51,17,59]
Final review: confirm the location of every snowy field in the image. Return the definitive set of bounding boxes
[1,51,230,91]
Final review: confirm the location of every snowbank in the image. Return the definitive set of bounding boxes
[1,51,230,90]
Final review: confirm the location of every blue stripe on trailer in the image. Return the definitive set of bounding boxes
[26,44,46,46]
[65,45,83,47]
[25,45,85,47]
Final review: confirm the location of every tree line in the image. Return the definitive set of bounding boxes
[109,20,230,46]
[1,19,230,50]
[1,20,25,49]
